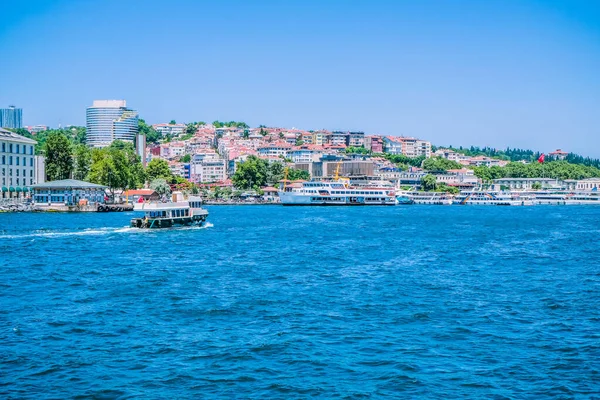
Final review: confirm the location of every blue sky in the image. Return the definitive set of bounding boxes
[1,0,599,155]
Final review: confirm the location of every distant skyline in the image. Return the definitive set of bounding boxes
[1,0,599,155]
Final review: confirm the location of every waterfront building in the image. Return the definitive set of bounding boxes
[493,178,570,190]
[0,127,37,197]
[576,178,600,191]
[86,100,138,147]
[31,179,106,205]
[383,136,432,158]
[0,105,23,129]
[435,168,480,188]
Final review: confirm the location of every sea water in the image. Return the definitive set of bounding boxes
[1,206,599,398]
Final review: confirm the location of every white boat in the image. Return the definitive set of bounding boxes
[278,180,396,206]
[454,190,534,206]
[396,191,453,205]
[130,191,208,228]
[527,191,600,205]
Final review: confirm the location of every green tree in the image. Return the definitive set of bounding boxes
[422,157,463,172]
[532,182,543,190]
[279,132,285,139]
[146,158,172,181]
[180,154,191,163]
[138,119,161,144]
[231,155,268,189]
[287,168,310,181]
[45,132,73,181]
[185,122,197,136]
[169,120,177,125]
[150,178,171,198]
[73,144,92,180]
[421,174,437,191]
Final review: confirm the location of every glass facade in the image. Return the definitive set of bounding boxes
[86,100,138,147]
[0,106,23,129]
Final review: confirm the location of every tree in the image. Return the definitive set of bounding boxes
[169,120,177,125]
[231,156,268,189]
[279,132,285,139]
[150,178,171,198]
[73,144,92,180]
[180,154,191,163]
[287,168,310,181]
[146,158,172,181]
[421,174,437,191]
[45,132,73,181]
[139,119,161,144]
[185,122,197,136]
[532,182,543,190]
[422,157,463,172]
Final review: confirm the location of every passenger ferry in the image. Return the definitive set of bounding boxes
[525,191,600,205]
[130,191,209,228]
[278,180,396,206]
[454,190,534,206]
[396,191,453,205]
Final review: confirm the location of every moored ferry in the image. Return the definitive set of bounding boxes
[278,180,396,206]
[525,191,600,205]
[130,191,208,228]
[396,191,454,205]
[454,190,534,206]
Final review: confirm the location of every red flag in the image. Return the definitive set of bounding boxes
[538,154,545,163]
[137,196,145,203]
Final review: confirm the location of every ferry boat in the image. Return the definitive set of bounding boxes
[130,191,209,228]
[278,180,396,206]
[396,191,453,205]
[526,191,600,205]
[454,190,534,206]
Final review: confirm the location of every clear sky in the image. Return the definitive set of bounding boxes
[1,0,599,155]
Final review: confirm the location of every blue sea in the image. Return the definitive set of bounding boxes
[1,206,599,398]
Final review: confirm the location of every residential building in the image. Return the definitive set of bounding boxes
[365,136,383,153]
[347,131,365,147]
[312,130,328,146]
[0,105,23,129]
[191,159,227,183]
[25,125,48,134]
[0,127,37,193]
[549,149,569,160]
[152,123,186,137]
[383,136,431,158]
[257,143,291,159]
[86,100,138,147]
[330,131,348,146]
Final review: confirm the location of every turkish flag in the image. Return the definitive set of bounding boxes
[538,154,545,163]
[138,196,145,203]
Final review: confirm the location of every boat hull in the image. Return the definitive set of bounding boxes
[130,214,207,229]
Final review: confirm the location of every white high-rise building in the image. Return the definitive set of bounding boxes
[86,100,138,147]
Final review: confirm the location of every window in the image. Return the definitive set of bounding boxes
[16,158,19,166]
[9,156,12,165]
[16,145,19,154]
[9,144,13,153]
[16,169,19,176]
[1,143,4,152]
[29,146,33,155]
[30,158,33,167]
[1,156,4,164]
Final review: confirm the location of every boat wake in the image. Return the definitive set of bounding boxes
[0,222,214,239]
